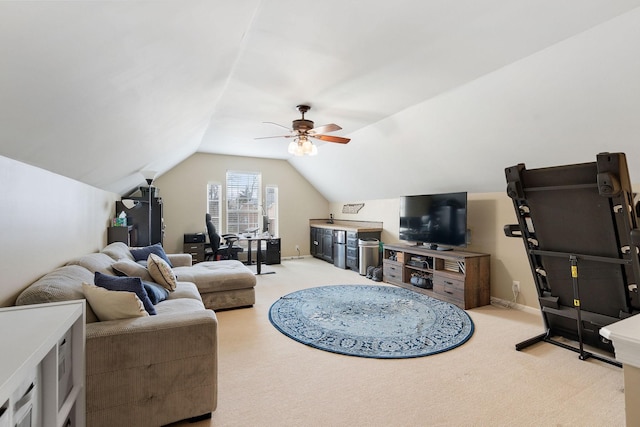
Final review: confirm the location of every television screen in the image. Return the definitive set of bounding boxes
[399,192,467,249]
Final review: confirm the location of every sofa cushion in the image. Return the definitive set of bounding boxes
[166,253,193,268]
[112,259,154,282]
[153,297,206,316]
[94,272,156,315]
[167,282,203,302]
[130,243,173,267]
[143,281,169,305]
[15,265,99,323]
[101,242,135,262]
[173,260,256,293]
[66,253,117,275]
[82,282,149,321]
[147,254,177,291]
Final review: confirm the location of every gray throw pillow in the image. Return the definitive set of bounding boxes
[112,259,154,282]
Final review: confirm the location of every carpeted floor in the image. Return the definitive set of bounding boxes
[171,257,625,427]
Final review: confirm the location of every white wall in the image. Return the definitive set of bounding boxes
[154,153,329,257]
[0,155,118,306]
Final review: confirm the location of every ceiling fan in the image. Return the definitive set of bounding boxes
[255,105,350,156]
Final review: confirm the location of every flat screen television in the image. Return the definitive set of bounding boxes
[399,192,467,250]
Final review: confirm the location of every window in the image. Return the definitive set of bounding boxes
[206,183,222,231]
[264,185,278,236]
[226,171,261,234]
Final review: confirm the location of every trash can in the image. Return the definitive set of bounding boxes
[358,238,380,275]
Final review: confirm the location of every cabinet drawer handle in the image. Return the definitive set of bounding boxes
[445,290,454,294]
[444,281,453,285]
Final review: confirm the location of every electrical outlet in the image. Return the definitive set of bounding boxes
[512,281,520,294]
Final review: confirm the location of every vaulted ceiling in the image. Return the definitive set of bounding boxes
[2,1,640,201]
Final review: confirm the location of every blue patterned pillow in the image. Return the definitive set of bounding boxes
[143,281,169,305]
[130,243,173,267]
[94,272,156,315]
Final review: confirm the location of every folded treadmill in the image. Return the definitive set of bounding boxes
[504,152,640,365]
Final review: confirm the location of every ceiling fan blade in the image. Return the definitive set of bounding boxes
[254,134,295,140]
[310,134,350,144]
[311,123,342,134]
[263,121,291,131]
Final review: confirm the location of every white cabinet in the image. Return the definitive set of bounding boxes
[0,301,85,427]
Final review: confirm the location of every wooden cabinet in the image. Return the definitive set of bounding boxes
[310,227,335,262]
[310,227,322,258]
[0,301,85,427]
[107,226,132,245]
[321,229,333,262]
[311,224,382,271]
[383,244,490,310]
[183,242,205,263]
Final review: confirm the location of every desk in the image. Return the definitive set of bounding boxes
[241,236,276,275]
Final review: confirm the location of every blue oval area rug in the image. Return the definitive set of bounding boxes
[268,285,474,359]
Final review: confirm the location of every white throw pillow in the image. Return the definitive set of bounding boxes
[147,253,177,291]
[82,282,149,321]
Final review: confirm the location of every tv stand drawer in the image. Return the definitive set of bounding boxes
[383,261,403,285]
[433,276,464,303]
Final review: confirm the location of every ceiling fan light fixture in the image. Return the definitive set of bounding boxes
[287,140,297,154]
[301,137,313,154]
[257,105,349,156]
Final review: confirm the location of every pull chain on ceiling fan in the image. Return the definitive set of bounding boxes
[255,105,350,156]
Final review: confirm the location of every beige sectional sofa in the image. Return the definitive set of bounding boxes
[100,242,257,311]
[14,242,256,426]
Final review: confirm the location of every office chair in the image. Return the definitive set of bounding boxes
[204,214,243,261]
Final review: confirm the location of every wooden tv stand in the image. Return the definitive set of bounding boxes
[382,244,490,309]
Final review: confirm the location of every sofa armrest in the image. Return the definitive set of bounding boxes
[85,310,218,426]
[168,253,193,267]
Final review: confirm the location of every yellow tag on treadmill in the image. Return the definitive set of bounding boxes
[571,265,578,278]
[574,299,580,307]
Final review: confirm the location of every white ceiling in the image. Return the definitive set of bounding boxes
[2,1,640,201]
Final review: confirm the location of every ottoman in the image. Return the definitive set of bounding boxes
[173,260,257,310]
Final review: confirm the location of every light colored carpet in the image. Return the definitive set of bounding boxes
[172,257,625,427]
[246,263,276,275]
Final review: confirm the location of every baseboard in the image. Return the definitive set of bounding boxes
[282,255,309,261]
[490,296,541,316]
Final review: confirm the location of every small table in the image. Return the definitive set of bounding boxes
[241,236,275,275]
